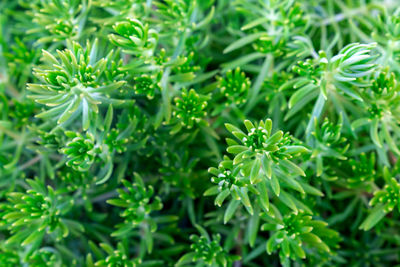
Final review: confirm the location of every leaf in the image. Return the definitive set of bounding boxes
[281,239,290,258]
[285,89,319,121]
[261,153,272,178]
[106,199,128,207]
[257,180,270,212]
[237,188,253,215]
[290,240,306,259]
[22,230,44,246]
[247,208,260,247]
[370,118,382,147]
[222,52,265,71]
[227,145,248,154]
[225,123,243,135]
[306,92,326,137]
[250,157,261,184]
[175,252,196,267]
[381,122,400,155]
[224,200,240,224]
[104,104,113,132]
[223,32,266,54]
[359,204,387,231]
[285,146,309,155]
[195,6,215,29]
[266,234,277,254]
[204,186,219,196]
[112,225,133,237]
[270,173,280,196]
[244,120,255,132]
[82,99,90,130]
[144,226,153,253]
[278,191,297,213]
[282,175,305,194]
[57,96,81,124]
[289,83,317,109]
[194,224,210,240]
[243,242,267,263]
[279,159,305,177]
[215,189,230,207]
[301,233,330,252]
[265,131,283,146]
[351,118,370,130]
[297,181,324,196]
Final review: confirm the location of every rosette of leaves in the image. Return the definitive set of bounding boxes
[225,1,308,56]
[109,18,158,57]
[225,119,308,190]
[26,0,93,44]
[353,6,400,70]
[27,40,127,130]
[171,51,200,82]
[0,247,20,267]
[206,119,322,224]
[360,167,400,231]
[2,179,83,249]
[9,99,35,128]
[153,0,195,34]
[287,43,378,134]
[28,248,63,267]
[310,116,349,177]
[344,153,376,189]
[3,38,40,88]
[0,100,26,173]
[101,105,148,159]
[91,0,147,23]
[176,226,240,267]
[289,43,377,104]
[106,173,163,254]
[104,128,130,154]
[263,71,292,118]
[170,89,209,132]
[206,156,255,218]
[33,127,64,151]
[217,67,250,107]
[133,74,161,100]
[61,131,100,172]
[319,43,377,100]
[87,242,142,267]
[57,166,93,193]
[158,148,199,198]
[262,211,339,263]
[352,70,400,158]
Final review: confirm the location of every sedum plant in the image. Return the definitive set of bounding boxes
[2,0,400,266]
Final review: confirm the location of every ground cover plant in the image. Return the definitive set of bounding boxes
[1,0,400,266]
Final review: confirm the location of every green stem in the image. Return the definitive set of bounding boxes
[306,92,326,141]
[244,53,273,114]
[156,31,190,128]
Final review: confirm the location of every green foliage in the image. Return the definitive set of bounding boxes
[2,0,400,266]
[2,179,82,249]
[263,211,339,263]
[109,18,158,57]
[177,226,240,267]
[172,88,208,130]
[106,173,165,254]
[217,68,251,106]
[28,40,127,130]
[61,131,99,171]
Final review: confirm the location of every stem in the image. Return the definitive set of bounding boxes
[306,92,326,141]
[244,53,273,114]
[156,30,189,128]
[19,155,42,171]
[233,229,243,267]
